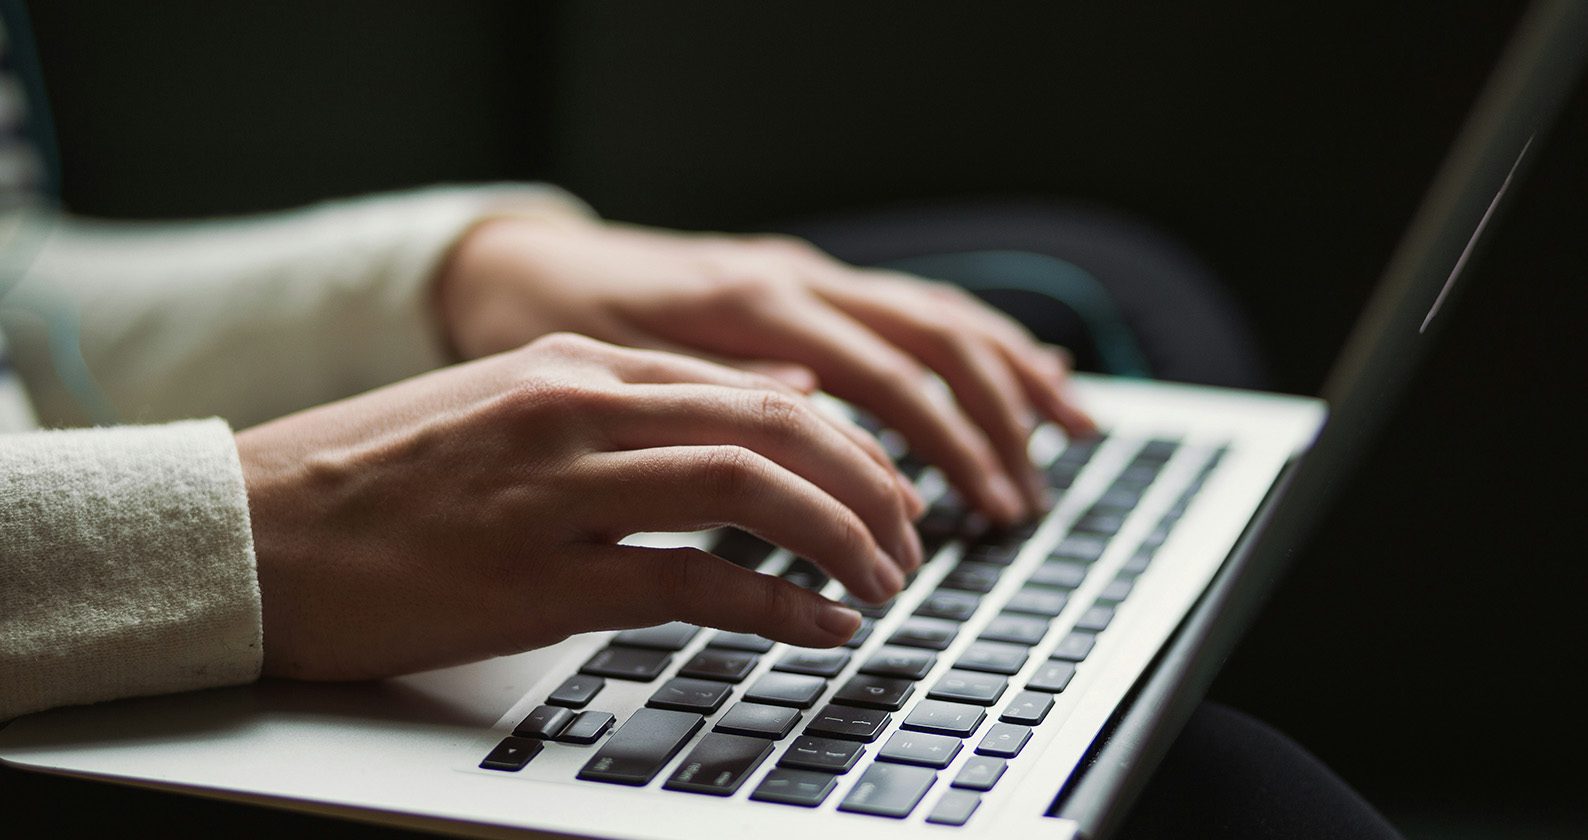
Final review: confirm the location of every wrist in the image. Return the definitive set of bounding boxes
[433,214,584,361]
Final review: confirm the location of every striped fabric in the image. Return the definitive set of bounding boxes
[0,11,44,431]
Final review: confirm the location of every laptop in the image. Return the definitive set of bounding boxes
[2,3,1582,838]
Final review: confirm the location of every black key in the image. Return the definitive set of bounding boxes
[1050,631,1097,662]
[955,641,1029,675]
[887,616,959,651]
[780,558,830,591]
[578,708,704,786]
[1074,604,1116,633]
[707,631,775,653]
[1097,578,1135,604]
[743,672,827,709]
[613,622,700,651]
[877,730,962,769]
[712,527,776,570]
[480,736,542,772]
[1029,559,1089,589]
[979,612,1050,646]
[647,677,732,713]
[833,674,915,711]
[926,790,982,826]
[546,674,605,709]
[803,703,891,742]
[778,735,864,774]
[1052,535,1108,563]
[842,616,876,649]
[664,732,774,795]
[1138,439,1179,462]
[975,723,1032,757]
[952,755,1007,791]
[837,762,937,818]
[940,561,1003,593]
[859,646,937,680]
[557,710,616,745]
[750,768,838,807]
[961,541,1020,566]
[774,648,851,678]
[914,589,982,622]
[841,593,894,619]
[678,648,759,683]
[1119,551,1153,577]
[1000,690,1055,725]
[902,699,987,738]
[1005,586,1070,618]
[1026,661,1078,693]
[927,669,1008,706]
[713,701,802,739]
[580,646,673,681]
[514,704,574,740]
[1071,511,1127,536]
[1088,487,1142,515]
[1115,463,1163,490]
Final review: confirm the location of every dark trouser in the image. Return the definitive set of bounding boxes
[791,201,1402,840]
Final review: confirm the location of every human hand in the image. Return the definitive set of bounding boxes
[436,217,1096,525]
[236,333,922,681]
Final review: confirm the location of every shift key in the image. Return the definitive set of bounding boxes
[578,708,704,786]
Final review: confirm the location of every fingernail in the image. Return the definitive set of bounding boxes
[985,473,1026,522]
[817,603,863,640]
[903,525,925,570]
[873,550,906,599]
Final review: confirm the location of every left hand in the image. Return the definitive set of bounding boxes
[434,217,1096,525]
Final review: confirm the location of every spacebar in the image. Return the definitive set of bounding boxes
[578,708,705,786]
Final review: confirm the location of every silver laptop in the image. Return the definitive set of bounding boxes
[2,4,1582,838]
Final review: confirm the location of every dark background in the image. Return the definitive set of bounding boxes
[6,2,1583,837]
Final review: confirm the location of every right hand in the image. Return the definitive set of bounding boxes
[236,333,924,681]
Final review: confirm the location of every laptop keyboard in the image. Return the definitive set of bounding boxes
[477,430,1225,826]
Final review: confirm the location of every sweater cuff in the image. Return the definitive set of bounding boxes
[0,419,260,721]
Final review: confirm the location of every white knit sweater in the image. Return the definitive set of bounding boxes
[0,184,589,721]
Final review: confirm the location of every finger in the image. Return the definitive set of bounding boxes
[600,384,924,569]
[571,446,906,603]
[1007,344,1100,438]
[599,321,825,394]
[733,298,1027,524]
[568,545,863,648]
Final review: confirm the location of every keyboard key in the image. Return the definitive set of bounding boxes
[513,704,574,740]
[1071,511,1127,536]
[751,768,838,807]
[711,527,777,569]
[557,710,616,744]
[480,736,542,771]
[647,677,732,713]
[1050,631,1098,662]
[833,674,915,711]
[1074,604,1116,633]
[979,612,1050,646]
[1026,661,1078,693]
[664,732,774,795]
[999,690,1055,725]
[1028,559,1088,589]
[859,646,937,680]
[1097,578,1135,604]
[925,789,982,826]
[878,730,962,768]
[952,755,1007,791]
[1138,439,1179,462]
[1005,586,1070,617]
[914,589,982,622]
[580,646,673,681]
[778,735,864,774]
[774,648,851,678]
[743,671,827,709]
[961,541,1020,566]
[804,703,891,742]
[955,641,1029,675]
[838,763,937,818]
[940,561,1003,593]
[927,669,1008,705]
[887,616,959,651]
[578,708,704,786]
[546,674,605,709]
[975,722,1032,757]
[1119,551,1153,577]
[842,616,876,649]
[1052,535,1108,563]
[713,701,802,739]
[841,593,894,619]
[707,631,775,653]
[902,699,986,738]
[780,558,830,591]
[678,648,759,683]
[613,622,700,651]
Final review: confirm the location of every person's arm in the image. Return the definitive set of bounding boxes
[0,184,591,430]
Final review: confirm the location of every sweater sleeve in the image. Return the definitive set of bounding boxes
[0,183,592,429]
[0,419,259,721]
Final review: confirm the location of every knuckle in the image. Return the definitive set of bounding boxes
[698,445,763,496]
[755,578,803,633]
[702,273,790,314]
[751,390,806,437]
[527,331,603,358]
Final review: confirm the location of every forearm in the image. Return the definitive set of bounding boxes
[0,184,591,428]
